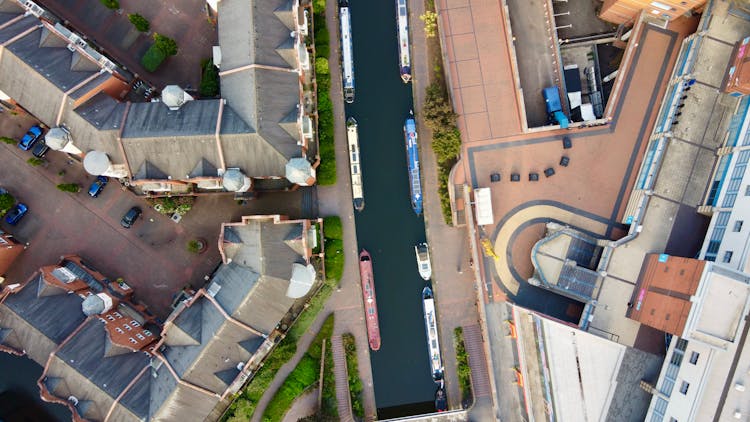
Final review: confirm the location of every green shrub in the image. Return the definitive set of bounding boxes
[99,0,119,9]
[27,157,44,166]
[262,315,336,422]
[56,183,81,193]
[141,44,167,72]
[199,59,220,98]
[128,13,150,32]
[0,193,14,213]
[343,333,364,418]
[454,327,472,405]
[316,58,335,186]
[423,81,461,224]
[0,137,15,145]
[146,196,194,215]
[322,216,342,240]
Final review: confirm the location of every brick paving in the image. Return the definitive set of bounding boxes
[37,0,217,89]
[0,112,306,320]
[461,324,491,398]
[331,335,355,422]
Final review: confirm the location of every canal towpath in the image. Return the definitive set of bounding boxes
[251,0,377,420]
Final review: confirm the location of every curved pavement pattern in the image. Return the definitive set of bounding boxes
[491,203,609,295]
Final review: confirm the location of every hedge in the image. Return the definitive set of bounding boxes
[323,216,342,240]
[314,0,336,186]
[343,333,364,418]
[454,327,473,405]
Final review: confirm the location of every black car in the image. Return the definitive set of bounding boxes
[120,206,142,228]
[31,140,49,158]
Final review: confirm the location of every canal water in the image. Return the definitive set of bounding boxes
[345,0,437,418]
[0,353,68,421]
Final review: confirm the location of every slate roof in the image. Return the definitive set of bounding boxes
[74,91,126,130]
[56,319,151,400]
[122,100,221,138]
[6,28,98,93]
[2,273,86,344]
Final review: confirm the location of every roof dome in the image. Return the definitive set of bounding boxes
[161,85,193,110]
[83,151,111,175]
[222,168,252,192]
[81,295,104,316]
[45,127,72,150]
[285,158,315,186]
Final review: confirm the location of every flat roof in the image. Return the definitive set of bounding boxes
[688,266,750,343]
[627,254,704,336]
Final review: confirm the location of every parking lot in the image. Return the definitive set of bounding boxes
[0,112,309,319]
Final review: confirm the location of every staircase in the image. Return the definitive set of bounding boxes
[331,335,354,421]
[462,325,491,398]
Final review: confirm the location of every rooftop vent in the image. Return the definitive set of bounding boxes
[51,267,77,284]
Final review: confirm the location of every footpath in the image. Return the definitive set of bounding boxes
[251,0,376,421]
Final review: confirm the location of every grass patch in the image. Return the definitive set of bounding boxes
[0,136,15,145]
[313,0,336,186]
[56,183,80,193]
[343,333,364,418]
[453,327,472,406]
[322,216,344,283]
[323,216,342,240]
[262,315,337,422]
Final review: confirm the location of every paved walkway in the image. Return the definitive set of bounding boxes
[251,1,377,421]
[332,335,355,422]
[282,389,318,422]
[408,0,496,419]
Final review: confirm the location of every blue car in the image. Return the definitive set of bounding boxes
[5,203,27,225]
[18,125,43,151]
[88,176,109,198]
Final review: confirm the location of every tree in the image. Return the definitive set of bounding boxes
[99,0,119,10]
[199,59,219,97]
[128,13,150,32]
[153,33,178,56]
[0,192,14,213]
[432,128,462,163]
[420,11,438,38]
[423,82,456,131]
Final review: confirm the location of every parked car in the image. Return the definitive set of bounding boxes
[5,203,27,225]
[120,206,142,228]
[18,125,43,151]
[88,176,109,198]
[31,139,49,158]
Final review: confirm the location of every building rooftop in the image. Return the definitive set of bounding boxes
[627,254,705,336]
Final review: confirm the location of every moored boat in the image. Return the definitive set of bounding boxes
[347,117,365,211]
[422,286,444,381]
[415,242,431,280]
[404,112,423,215]
[359,250,381,351]
[435,382,448,412]
[395,0,411,83]
[340,1,355,103]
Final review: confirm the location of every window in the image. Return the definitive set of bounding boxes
[680,381,690,395]
[745,185,750,196]
[124,324,132,331]
[115,327,123,334]
[690,351,700,364]
[675,338,688,351]
[144,330,153,337]
[131,320,140,327]
[128,338,137,344]
[136,333,145,340]
[106,315,115,321]
[724,251,734,263]
[735,221,744,232]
